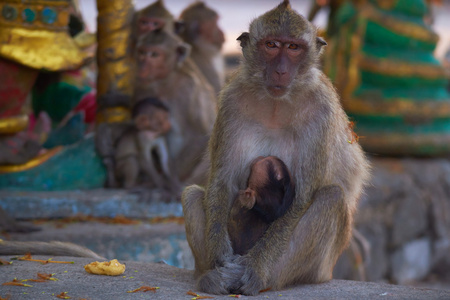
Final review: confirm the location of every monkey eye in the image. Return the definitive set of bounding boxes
[266,41,277,48]
[287,44,299,50]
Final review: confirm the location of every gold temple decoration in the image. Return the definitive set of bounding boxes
[96,0,134,103]
[0,146,63,174]
[360,4,438,44]
[96,106,131,124]
[375,0,396,10]
[359,134,450,155]
[359,55,450,79]
[0,0,91,71]
[0,114,29,134]
[344,97,450,118]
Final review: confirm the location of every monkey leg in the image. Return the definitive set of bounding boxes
[181,185,208,276]
[182,185,244,294]
[115,156,139,188]
[268,184,351,290]
[177,136,209,182]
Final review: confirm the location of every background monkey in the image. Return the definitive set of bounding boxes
[228,156,295,256]
[131,0,183,51]
[114,97,178,191]
[133,29,216,184]
[179,2,225,94]
[182,0,370,295]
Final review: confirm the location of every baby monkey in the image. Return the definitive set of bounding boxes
[228,156,295,255]
[115,97,178,191]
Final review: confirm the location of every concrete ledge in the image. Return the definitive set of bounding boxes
[0,189,182,219]
[1,255,449,300]
[4,221,194,269]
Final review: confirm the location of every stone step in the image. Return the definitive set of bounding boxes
[0,189,182,219]
[0,189,190,269]
[2,220,194,270]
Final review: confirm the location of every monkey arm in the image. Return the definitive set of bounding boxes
[201,112,239,269]
[190,91,216,135]
[203,177,235,267]
[179,69,216,135]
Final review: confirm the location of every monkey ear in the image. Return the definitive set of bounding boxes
[176,43,191,67]
[187,20,200,40]
[238,188,256,209]
[237,32,250,48]
[174,21,185,35]
[316,37,327,48]
[316,37,327,55]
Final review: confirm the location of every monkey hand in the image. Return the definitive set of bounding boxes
[207,235,235,268]
[197,255,245,295]
[233,256,266,296]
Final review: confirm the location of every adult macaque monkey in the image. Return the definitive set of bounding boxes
[130,0,184,55]
[134,29,216,182]
[133,0,181,37]
[228,156,295,256]
[179,2,225,94]
[182,0,369,295]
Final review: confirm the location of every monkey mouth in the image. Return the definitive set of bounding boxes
[268,85,288,97]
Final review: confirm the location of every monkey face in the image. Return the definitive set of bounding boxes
[257,37,308,98]
[135,110,171,134]
[199,16,225,50]
[236,1,325,99]
[137,16,166,35]
[136,45,174,81]
[150,110,171,134]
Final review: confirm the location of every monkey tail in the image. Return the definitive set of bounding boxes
[0,240,105,260]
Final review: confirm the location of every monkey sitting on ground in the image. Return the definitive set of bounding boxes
[182,0,370,295]
[114,97,179,192]
[133,29,216,184]
[228,156,295,256]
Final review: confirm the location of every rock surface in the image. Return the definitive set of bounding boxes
[355,158,450,284]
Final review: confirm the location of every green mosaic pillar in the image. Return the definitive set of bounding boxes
[324,0,450,156]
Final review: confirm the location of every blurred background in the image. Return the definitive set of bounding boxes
[1,0,450,294]
[78,0,450,59]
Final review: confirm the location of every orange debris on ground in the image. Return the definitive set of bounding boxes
[56,292,71,299]
[18,254,74,264]
[127,286,159,293]
[2,278,32,287]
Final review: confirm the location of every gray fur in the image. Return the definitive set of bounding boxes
[0,240,105,260]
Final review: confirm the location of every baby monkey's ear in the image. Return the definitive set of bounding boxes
[238,188,257,209]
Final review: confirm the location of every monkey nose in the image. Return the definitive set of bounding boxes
[276,70,287,79]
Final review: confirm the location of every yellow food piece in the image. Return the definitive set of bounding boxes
[84,259,126,276]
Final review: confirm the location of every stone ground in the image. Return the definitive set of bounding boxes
[1,255,450,300]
